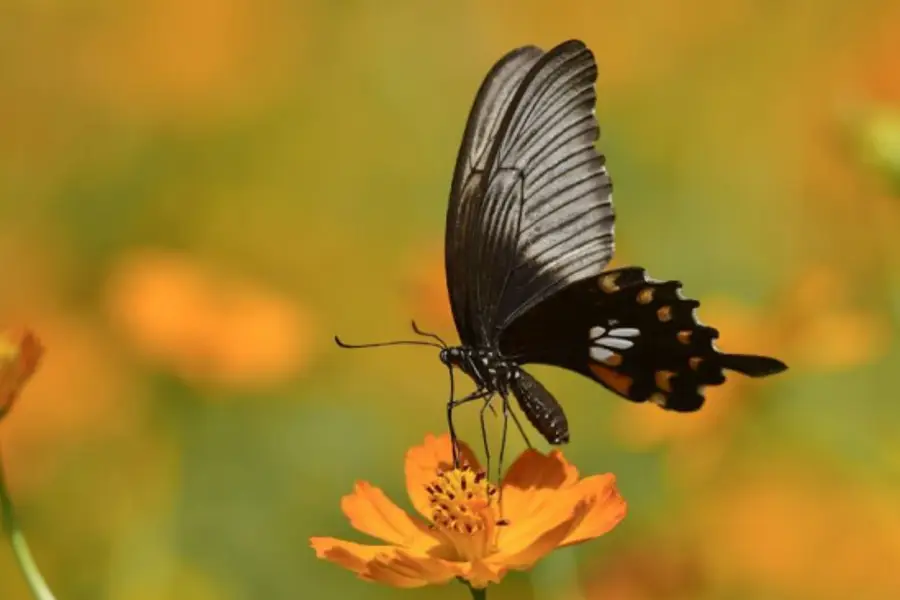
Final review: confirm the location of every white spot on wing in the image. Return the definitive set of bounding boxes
[589,346,615,362]
[608,327,640,338]
[597,337,633,350]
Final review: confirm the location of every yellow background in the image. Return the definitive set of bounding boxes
[1,1,899,599]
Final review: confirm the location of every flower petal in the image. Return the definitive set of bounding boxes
[405,433,481,519]
[499,449,580,524]
[309,537,395,574]
[460,559,506,589]
[340,481,438,550]
[363,548,462,588]
[493,498,593,570]
[362,562,430,588]
[0,328,43,419]
[310,538,459,588]
[390,549,462,585]
[559,474,627,547]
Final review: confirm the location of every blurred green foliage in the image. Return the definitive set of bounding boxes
[1,1,899,599]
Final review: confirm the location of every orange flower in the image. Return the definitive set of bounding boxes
[310,433,626,589]
[105,249,315,389]
[0,328,43,421]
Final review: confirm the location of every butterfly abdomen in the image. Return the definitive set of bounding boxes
[510,369,569,445]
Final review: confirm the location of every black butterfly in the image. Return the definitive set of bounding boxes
[338,39,787,459]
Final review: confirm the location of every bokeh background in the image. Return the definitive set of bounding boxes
[2,1,900,599]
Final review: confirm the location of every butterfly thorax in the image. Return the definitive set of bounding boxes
[440,346,519,393]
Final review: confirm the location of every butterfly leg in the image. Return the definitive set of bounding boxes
[477,394,535,483]
[476,396,504,482]
[494,391,533,514]
[477,400,493,479]
[505,400,534,451]
[496,392,511,485]
[447,388,492,466]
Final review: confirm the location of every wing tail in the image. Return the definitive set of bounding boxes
[719,353,788,377]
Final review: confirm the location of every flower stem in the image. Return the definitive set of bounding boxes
[466,582,487,600]
[0,447,57,600]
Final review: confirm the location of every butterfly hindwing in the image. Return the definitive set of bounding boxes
[499,267,787,412]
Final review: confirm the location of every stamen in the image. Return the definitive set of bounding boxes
[425,466,501,562]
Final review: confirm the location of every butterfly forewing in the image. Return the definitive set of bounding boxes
[446,45,543,344]
[446,40,614,347]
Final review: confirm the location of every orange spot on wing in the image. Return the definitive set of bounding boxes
[603,352,623,367]
[599,273,621,293]
[637,288,654,304]
[590,364,633,396]
[649,392,667,407]
[655,370,675,392]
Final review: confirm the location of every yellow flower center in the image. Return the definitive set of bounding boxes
[426,465,507,562]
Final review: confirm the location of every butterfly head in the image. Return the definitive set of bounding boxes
[439,346,465,368]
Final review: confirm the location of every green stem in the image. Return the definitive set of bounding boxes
[466,582,487,600]
[0,447,57,600]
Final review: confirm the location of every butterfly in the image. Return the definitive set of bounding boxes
[337,39,787,460]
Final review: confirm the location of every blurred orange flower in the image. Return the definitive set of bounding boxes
[775,266,890,369]
[311,433,626,589]
[693,462,900,599]
[105,249,315,389]
[70,0,304,126]
[0,328,43,421]
[580,540,705,600]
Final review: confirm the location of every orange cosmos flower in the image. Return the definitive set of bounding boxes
[0,328,43,421]
[310,433,626,589]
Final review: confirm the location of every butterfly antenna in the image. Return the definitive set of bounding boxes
[333,335,443,350]
[410,320,448,348]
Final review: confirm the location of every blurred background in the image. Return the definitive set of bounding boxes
[1,1,899,599]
